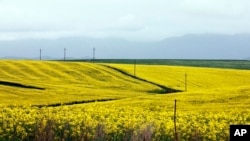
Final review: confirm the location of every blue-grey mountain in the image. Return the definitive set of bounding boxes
[0,34,249,59]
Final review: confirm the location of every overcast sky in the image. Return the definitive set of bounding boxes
[0,0,250,41]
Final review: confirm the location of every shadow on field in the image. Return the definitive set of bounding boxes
[0,80,45,90]
[102,65,182,94]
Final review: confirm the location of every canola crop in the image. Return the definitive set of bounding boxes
[109,63,250,91]
[0,104,249,140]
[0,60,250,140]
[0,60,160,105]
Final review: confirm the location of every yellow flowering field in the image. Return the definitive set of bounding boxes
[0,60,160,105]
[0,60,250,140]
[0,104,249,140]
[108,63,250,91]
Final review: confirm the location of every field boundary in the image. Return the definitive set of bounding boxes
[32,98,118,108]
[102,64,182,94]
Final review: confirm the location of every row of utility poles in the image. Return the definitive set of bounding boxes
[39,48,96,61]
[39,48,188,91]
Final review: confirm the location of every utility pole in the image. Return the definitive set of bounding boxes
[185,73,187,91]
[64,48,66,61]
[174,99,178,141]
[40,49,42,60]
[93,47,95,62]
[134,59,136,77]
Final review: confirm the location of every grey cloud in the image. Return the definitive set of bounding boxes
[0,0,250,41]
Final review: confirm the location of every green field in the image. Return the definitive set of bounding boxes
[0,60,250,140]
[69,59,250,70]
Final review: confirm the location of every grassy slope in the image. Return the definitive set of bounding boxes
[0,60,162,105]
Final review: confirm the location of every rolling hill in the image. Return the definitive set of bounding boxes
[1,60,250,110]
[0,60,169,105]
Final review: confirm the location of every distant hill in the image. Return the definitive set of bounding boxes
[155,34,250,59]
[0,33,250,59]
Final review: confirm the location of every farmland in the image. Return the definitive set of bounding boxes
[0,60,250,140]
[0,60,163,105]
[71,59,250,70]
